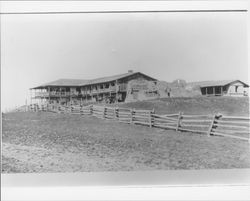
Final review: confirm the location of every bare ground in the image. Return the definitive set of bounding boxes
[2,111,250,173]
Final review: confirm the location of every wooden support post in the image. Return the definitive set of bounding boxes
[115,80,118,103]
[48,87,50,103]
[213,87,215,96]
[176,112,182,131]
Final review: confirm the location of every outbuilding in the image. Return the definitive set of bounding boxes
[191,80,249,96]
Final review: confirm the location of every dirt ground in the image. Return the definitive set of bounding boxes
[2,111,250,173]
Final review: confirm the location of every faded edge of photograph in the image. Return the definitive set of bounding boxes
[1,0,250,188]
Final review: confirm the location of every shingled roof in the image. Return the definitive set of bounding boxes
[32,79,89,89]
[188,80,249,88]
[32,72,157,89]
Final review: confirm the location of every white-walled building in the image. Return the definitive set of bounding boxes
[190,80,249,96]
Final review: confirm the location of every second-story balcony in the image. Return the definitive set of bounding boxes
[34,83,128,98]
[90,86,117,94]
[34,91,80,97]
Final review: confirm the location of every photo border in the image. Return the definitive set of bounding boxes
[1,0,250,200]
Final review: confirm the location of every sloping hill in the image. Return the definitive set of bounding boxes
[119,96,250,116]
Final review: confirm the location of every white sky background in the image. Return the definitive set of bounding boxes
[1,2,248,111]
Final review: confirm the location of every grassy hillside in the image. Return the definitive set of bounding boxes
[2,112,250,173]
[118,96,250,116]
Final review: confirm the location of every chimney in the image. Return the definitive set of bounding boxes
[128,70,133,73]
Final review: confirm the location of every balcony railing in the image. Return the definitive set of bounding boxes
[90,86,117,94]
[34,84,128,98]
[35,91,79,97]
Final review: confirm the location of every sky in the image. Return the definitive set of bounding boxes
[1,5,248,111]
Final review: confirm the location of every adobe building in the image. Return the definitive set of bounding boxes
[31,71,159,105]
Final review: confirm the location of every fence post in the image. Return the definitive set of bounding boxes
[212,113,222,135]
[130,108,134,124]
[149,110,152,128]
[116,107,119,120]
[80,104,83,115]
[70,102,73,114]
[113,107,116,119]
[176,112,182,131]
[103,106,106,119]
[207,114,217,137]
[150,108,155,128]
[90,105,93,115]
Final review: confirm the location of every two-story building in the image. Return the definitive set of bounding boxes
[31,71,158,105]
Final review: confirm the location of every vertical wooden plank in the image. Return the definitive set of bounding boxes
[80,104,83,116]
[90,104,93,115]
[151,108,155,127]
[149,110,152,128]
[212,113,221,135]
[116,107,119,120]
[207,114,216,137]
[176,112,182,131]
[103,106,106,119]
[70,102,73,114]
[130,108,134,124]
[114,107,116,119]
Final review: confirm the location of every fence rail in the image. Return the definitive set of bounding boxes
[25,103,250,142]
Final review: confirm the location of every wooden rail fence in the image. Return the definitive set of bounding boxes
[26,103,250,142]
